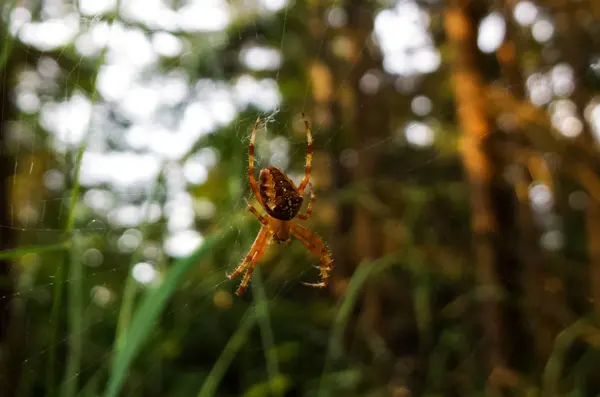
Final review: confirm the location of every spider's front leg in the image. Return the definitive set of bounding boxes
[297,113,313,194]
[290,222,334,288]
[296,183,315,221]
[248,116,264,206]
[245,199,268,226]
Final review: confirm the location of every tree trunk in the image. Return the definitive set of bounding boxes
[495,0,556,364]
[552,2,600,319]
[443,0,506,388]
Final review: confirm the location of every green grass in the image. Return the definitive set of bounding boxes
[251,249,281,397]
[317,252,400,397]
[52,4,117,390]
[103,218,248,397]
[98,214,401,397]
[0,243,69,260]
[196,309,257,397]
[542,317,600,395]
[59,235,84,397]
[112,170,165,369]
[0,0,20,71]
[58,117,91,397]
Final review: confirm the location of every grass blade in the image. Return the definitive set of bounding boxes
[56,143,88,397]
[251,267,281,396]
[196,310,257,397]
[0,242,68,260]
[542,317,600,395]
[317,252,399,397]
[112,170,164,367]
[59,234,84,397]
[103,223,240,397]
[55,7,117,393]
[0,0,19,71]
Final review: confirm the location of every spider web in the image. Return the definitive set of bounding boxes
[0,0,578,395]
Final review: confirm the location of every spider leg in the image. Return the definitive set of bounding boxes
[297,113,313,194]
[296,182,315,221]
[248,116,264,206]
[290,222,333,289]
[235,231,272,295]
[226,225,269,282]
[245,199,268,226]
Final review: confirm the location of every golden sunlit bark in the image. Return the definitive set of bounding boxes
[443,0,505,384]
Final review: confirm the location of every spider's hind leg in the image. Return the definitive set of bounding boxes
[290,222,333,289]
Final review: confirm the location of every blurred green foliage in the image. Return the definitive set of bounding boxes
[1,0,600,397]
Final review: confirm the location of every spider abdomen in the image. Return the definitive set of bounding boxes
[259,167,303,221]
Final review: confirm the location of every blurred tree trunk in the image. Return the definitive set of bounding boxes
[552,2,600,319]
[342,0,386,331]
[307,0,419,390]
[566,20,600,321]
[494,0,555,363]
[0,37,17,397]
[306,3,384,284]
[341,1,417,388]
[443,0,506,389]
[305,3,355,290]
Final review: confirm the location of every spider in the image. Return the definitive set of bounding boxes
[226,113,334,296]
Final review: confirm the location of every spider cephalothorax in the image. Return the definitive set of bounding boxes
[226,113,334,295]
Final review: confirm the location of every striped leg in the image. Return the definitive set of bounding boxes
[234,229,272,295]
[297,183,315,221]
[227,225,270,293]
[248,116,263,205]
[246,199,268,226]
[290,222,333,288]
[297,113,313,194]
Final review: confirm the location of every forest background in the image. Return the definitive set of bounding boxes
[1,0,600,396]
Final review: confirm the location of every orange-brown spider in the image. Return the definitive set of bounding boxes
[227,113,334,296]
